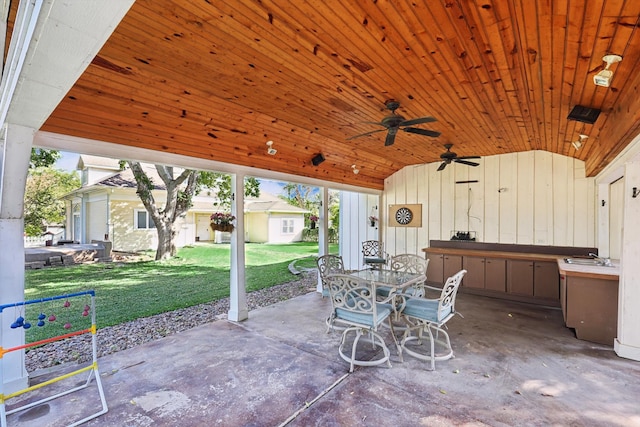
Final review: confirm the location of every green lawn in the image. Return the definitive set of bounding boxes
[22,242,337,342]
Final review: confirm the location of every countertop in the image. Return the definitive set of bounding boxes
[556,258,620,280]
[422,247,565,262]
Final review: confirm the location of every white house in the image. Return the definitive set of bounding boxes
[62,156,309,252]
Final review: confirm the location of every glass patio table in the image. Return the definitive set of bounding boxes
[349,269,426,294]
[348,269,427,361]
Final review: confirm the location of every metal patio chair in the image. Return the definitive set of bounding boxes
[361,240,389,270]
[325,273,396,372]
[377,254,430,299]
[399,269,466,370]
[317,254,346,332]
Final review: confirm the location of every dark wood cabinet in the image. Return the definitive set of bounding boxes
[507,260,534,296]
[485,258,507,292]
[426,253,444,284]
[426,253,462,285]
[564,275,619,345]
[425,245,564,306]
[507,260,559,300]
[534,261,560,299]
[463,256,506,291]
[462,256,485,289]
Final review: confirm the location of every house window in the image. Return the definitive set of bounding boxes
[282,219,294,234]
[135,210,156,229]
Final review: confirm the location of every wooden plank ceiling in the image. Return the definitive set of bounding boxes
[37,0,640,190]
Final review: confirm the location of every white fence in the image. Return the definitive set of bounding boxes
[24,231,65,247]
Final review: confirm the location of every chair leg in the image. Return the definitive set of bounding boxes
[337,327,392,372]
[427,324,435,371]
[400,321,454,371]
[387,317,403,362]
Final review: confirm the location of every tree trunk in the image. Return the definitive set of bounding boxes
[155,221,177,260]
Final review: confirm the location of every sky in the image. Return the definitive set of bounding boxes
[55,151,79,172]
[55,151,308,196]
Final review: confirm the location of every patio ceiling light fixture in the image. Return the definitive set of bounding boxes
[572,134,588,150]
[352,164,359,174]
[266,141,277,155]
[593,54,622,87]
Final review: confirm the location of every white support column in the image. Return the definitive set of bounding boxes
[228,173,248,321]
[0,123,35,393]
[317,186,329,293]
[615,160,640,361]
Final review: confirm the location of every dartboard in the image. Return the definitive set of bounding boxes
[395,207,413,225]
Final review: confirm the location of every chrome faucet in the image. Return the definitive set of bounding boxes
[589,253,612,267]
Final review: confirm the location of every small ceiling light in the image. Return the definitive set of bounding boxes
[351,164,359,175]
[572,134,588,150]
[266,141,277,155]
[593,54,622,87]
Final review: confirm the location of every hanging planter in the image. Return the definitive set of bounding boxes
[309,214,319,229]
[210,212,235,233]
[210,223,234,233]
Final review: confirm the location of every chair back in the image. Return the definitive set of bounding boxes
[390,254,428,274]
[326,274,389,329]
[362,240,384,257]
[317,255,345,297]
[390,254,429,296]
[317,254,345,279]
[437,269,466,322]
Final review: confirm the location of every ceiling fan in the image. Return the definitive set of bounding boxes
[347,100,441,146]
[437,144,480,171]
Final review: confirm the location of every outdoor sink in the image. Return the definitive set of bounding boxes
[563,257,611,267]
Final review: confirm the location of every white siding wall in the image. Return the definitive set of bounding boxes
[267,214,305,243]
[340,191,380,271]
[382,151,596,254]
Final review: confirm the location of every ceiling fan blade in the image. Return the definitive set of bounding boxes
[399,116,437,126]
[385,129,398,146]
[346,128,386,140]
[455,159,480,167]
[402,127,442,137]
[437,161,447,171]
[456,155,481,160]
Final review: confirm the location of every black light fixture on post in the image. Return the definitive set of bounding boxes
[311,153,325,166]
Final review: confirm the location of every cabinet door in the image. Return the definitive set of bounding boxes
[443,255,463,282]
[485,258,506,292]
[507,260,534,296]
[426,253,444,284]
[463,256,485,289]
[534,261,559,300]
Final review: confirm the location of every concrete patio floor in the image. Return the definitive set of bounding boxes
[6,291,640,426]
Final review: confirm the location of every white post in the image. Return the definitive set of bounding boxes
[228,173,248,321]
[615,160,640,361]
[0,123,35,393]
[317,186,329,293]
